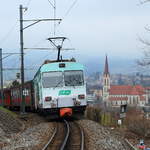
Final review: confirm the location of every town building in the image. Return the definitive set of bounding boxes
[102,56,148,107]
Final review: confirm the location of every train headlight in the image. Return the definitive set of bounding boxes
[45,96,52,101]
[78,94,85,99]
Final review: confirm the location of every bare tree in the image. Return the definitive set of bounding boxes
[136,44,150,67]
[137,0,150,67]
[139,0,150,4]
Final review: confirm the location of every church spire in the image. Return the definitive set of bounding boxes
[102,55,110,102]
[104,55,109,75]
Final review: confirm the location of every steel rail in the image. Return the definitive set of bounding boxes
[41,120,70,150]
[74,122,85,150]
[60,119,70,150]
[125,139,137,150]
[41,120,84,150]
[79,125,84,150]
[41,126,57,150]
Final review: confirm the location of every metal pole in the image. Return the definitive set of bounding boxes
[54,0,56,37]
[20,5,25,113]
[0,49,4,106]
[57,46,61,61]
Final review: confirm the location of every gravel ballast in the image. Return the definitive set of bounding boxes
[0,109,54,150]
[77,119,132,150]
[0,107,134,150]
[0,108,23,148]
[2,122,54,150]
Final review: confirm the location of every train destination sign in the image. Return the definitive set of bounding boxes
[59,90,71,95]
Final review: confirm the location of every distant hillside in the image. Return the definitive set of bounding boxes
[83,57,136,75]
[3,56,137,81]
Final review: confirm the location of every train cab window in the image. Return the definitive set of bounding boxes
[42,71,63,88]
[64,70,84,87]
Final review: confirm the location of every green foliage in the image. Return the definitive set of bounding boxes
[85,106,116,126]
[101,112,116,126]
[0,106,17,118]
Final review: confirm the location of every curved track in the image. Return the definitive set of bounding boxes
[42,119,69,150]
[65,121,85,150]
[42,119,85,150]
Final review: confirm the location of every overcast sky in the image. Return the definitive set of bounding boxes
[0,0,150,77]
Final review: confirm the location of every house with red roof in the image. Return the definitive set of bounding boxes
[102,56,148,107]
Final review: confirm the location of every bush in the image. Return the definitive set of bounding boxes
[85,106,116,126]
[125,107,150,138]
[85,106,101,122]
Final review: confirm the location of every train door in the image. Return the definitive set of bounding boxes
[34,83,40,109]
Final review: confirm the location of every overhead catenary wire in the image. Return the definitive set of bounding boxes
[55,0,78,28]
[0,0,77,49]
[19,0,77,75]
[3,55,20,82]
[47,0,55,8]
[47,0,56,36]
[24,0,34,11]
[0,1,30,47]
[25,50,55,68]
[26,0,32,8]
[46,0,78,21]
[29,0,77,49]
[54,0,56,37]
[46,0,78,30]
[0,20,18,46]
[0,1,48,81]
[63,0,78,19]
[52,0,78,39]
[0,0,33,46]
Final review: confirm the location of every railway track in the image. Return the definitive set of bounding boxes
[42,119,85,150]
[65,121,84,150]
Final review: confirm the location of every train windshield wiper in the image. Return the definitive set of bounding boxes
[53,80,63,89]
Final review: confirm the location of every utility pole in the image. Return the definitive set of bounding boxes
[20,5,25,114]
[19,4,62,114]
[0,49,4,106]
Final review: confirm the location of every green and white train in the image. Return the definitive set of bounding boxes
[33,59,87,117]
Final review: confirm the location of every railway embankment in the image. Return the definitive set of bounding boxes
[77,119,131,150]
[0,108,54,150]
[0,107,137,150]
[0,107,23,147]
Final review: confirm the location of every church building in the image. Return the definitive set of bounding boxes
[102,56,148,107]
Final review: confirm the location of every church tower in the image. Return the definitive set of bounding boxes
[102,55,110,101]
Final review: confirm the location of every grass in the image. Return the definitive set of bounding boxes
[0,106,17,118]
[85,106,117,127]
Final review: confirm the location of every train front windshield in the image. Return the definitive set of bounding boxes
[42,70,84,88]
[42,72,63,88]
[64,70,84,86]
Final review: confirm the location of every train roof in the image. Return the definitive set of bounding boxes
[33,59,84,79]
[41,61,84,72]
